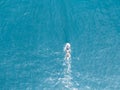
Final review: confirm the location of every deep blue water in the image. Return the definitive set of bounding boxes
[0,0,120,90]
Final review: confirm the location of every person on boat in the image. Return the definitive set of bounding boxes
[64,43,71,53]
[65,52,71,60]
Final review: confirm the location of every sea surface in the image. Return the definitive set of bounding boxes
[0,0,120,90]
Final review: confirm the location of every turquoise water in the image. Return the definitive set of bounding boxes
[0,0,120,90]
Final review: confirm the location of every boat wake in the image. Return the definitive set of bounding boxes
[60,43,78,90]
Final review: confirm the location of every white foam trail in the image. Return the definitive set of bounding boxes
[63,58,73,89]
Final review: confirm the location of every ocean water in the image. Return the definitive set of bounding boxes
[0,0,120,90]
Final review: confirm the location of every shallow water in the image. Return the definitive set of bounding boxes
[0,0,120,90]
